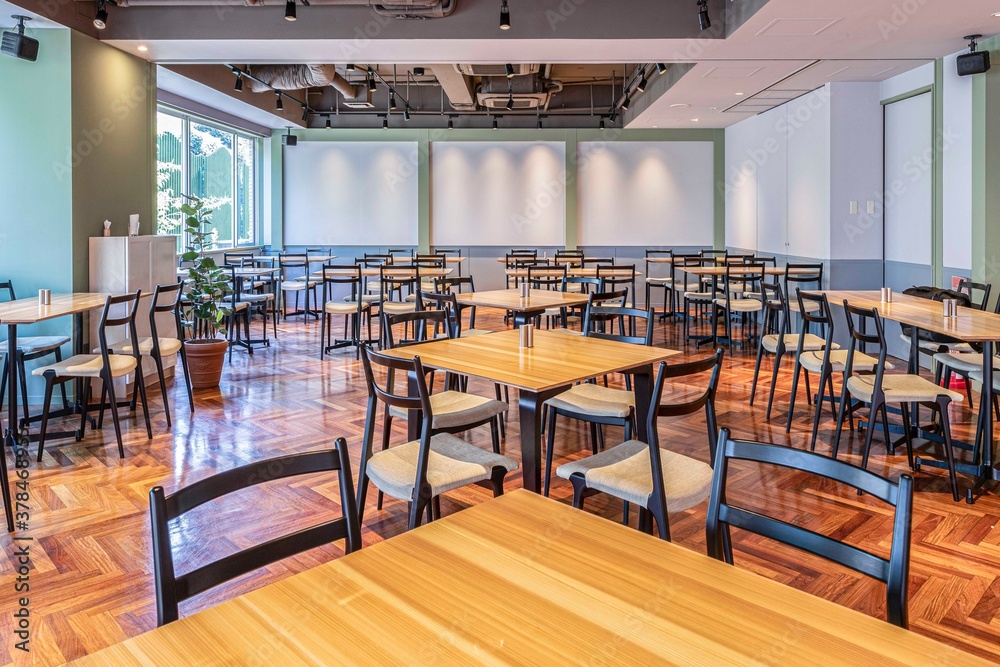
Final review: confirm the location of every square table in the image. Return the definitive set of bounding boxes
[380,328,680,493]
[455,288,590,328]
[65,491,990,666]
[822,290,1000,503]
[0,292,109,531]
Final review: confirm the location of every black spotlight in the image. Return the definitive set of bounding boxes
[500,0,510,30]
[275,92,283,110]
[368,71,377,93]
[609,110,618,122]
[620,95,630,111]
[301,106,308,122]
[413,66,425,76]
[403,107,411,121]
[599,118,606,131]
[94,0,108,29]
[636,75,648,93]
[325,116,332,129]
[492,116,499,130]
[536,116,542,130]
[389,93,397,111]
[505,63,515,79]
[234,72,243,92]
[447,117,454,130]
[506,94,515,111]
[382,116,389,129]
[698,0,710,31]
[2,16,38,61]
[346,63,355,72]
[656,63,667,74]
[285,0,297,21]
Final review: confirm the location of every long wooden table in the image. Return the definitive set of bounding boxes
[504,267,643,279]
[380,328,679,493]
[0,292,110,531]
[65,490,989,666]
[821,290,1000,502]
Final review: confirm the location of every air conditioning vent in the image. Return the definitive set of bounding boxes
[478,93,548,110]
[457,63,540,77]
[343,100,376,109]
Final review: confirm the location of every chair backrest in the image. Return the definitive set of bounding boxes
[414,254,446,269]
[432,247,462,258]
[758,282,789,339]
[361,253,393,266]
[149,440,361,626]
[528,264,567,290]
[582,305,653,345]
[555,250,584,266]
[278,253,309,281]
[706,428,912,628]
[381,308,451,348]
[321,264,364,303]
[223,250,254,267]
[751,255,777,268]
[562,276,602,295]
[387,248,414,259]
[841,302,890,399]
[148,283,185,345]
[785,263,824,293]
[379,264,420,300]
[0,280,16,302]
[434,276,475,294]
[794,289,836,360]
[650,348,725,466]
[700,249,727,261]
[581,257,615,268]
[509,248,537,257]
[97,291,142,367]
[722,261,765,299]
[958,278,992,311]
[597,265,636,301]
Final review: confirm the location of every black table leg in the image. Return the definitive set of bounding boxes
[968,341,996,503]
[2,325,18,530]
[517,387,562,493]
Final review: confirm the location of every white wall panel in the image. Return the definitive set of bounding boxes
[884,92,932,264]
[754,107,790,256]
[724,115,760,251]
[283,141,419,246]
[576,141,714,247]
[431,141,566,246]
[942,51,973,271]
[786,90,831,260]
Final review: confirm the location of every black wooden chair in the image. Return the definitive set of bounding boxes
[358,345,518,530]
[319,265,372,359]
[644,249,674,319]
[149,441,361,626]
[706,428,913,628]
[556,351,724,540]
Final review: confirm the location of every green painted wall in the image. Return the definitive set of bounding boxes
[267,127,726,253]
[974,35,1000,287]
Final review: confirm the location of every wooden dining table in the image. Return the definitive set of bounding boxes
[0,292,110,531]
[380,328,679,493]
[455,288,590,328]
[822,290,1000,503]
[64,490,989,666]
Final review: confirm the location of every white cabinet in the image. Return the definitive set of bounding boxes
[89,235,178,390]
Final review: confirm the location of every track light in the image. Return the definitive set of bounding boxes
[447,117,454,130]
[275,92,283,111]
[492,116,498,130]
[537,116,542,130]
[368,70,377,93]
[234,72,243,92]
[301,106,308,122]
[285,0,297,21]
[389,93,397,111]
[620,95,630,111]
[599,118,606,130]
[500,0,510,30]
[505,63,515,79]
[506,94,515,111]
[94,0,108,29]
[346,63,355,72]
[403,107,411,121]
[636,75,648,93]
[325,116,332,129]
[609,110,618,122]
[698,0,710,31]
[382,116,388,130]
[656,63,667,74]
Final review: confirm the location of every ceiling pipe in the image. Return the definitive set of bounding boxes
[112,0,456,19]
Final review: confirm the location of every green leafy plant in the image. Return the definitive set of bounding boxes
[180,197,231,336]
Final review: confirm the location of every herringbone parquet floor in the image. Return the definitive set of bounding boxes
[2,310,1000,665]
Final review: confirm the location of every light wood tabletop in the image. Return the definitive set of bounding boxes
[455,289,590,314]
[177,266,282,278]
[381,328,679,492]
[678,265,817,277]
[820,290,1000,342]
[251,254,339,263]
[314,267,455,279]
[0,293,110,325]
[380,327,678,393]
[64,490,989,667]
[504,267,643,278]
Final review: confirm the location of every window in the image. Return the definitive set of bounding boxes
[156,107,262,251]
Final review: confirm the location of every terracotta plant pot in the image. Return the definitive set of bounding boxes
[183,338,229,389]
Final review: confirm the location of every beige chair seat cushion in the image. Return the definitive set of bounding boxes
[799,349,891,374]
[388,390,507,429]
[788,300,822,313]
[557,439,712,510]
[325,300,370,315]
[380,301,416,315]
[33,353,137,379]
[367,433,519,501]
[281,280,319,291]
[109,337,182,357]
[899,334,974,354]
[714,298,762,313]
[216,300,249,312]
[646,277,673,285]
[9,335,70,355]
[545,383,634,419]
[240,293,274,303]
[761,333,835,354]
[684,291,714,301]
[357,294,382,303]
[968,370,1000,392]
[846,373,963,404]
[934,352,1000,375]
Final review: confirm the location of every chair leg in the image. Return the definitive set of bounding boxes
[880,403,893,455]
[97,381,108,430]
[490,416,501,455]
[749,341,765,407]
[36,374,56,462]
[937,399,960,502]
[899,403,916,469]
[785,357,803,432]
[178,343,195,414]
[495,384,506,439]
[0,359,7,411]
[808,366,831,451]
[544,408,557,497]
[570,475,587,509]
[765,350,783,421]
[860,400,880,472]
[832,381,852,459]
[377,414,393,511]
[153,353,172,428]
[104,374,126,458]
[135,371,153,439]
[17,354,31,428]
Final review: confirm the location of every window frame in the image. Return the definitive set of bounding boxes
[156,104,264,251]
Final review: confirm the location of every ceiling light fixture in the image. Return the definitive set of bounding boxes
[621,95,630,111]
[599,118,606,131]
[669,103,690,108]
[94,0,108,29]
[636,75,648,93]
[234,72,243,92]
[137,45,148,52]
[413,66,425,76]
[492,116,499,130]
[609,110,618,123]
[403,107,411,121]
[389,93,397,110]
[301,105,308,122]
[505,63,515,79]
[697,0,710,31]
[500,0,510,30]
[325,116,332,129]
[382,116,389,130]
[285,0,297,21]
[734,92,744,96]
[346,63,355,72]
[368,69,377,93]
[275,92,283,111]
[691,118,699,122]
[656,63,667,75]
[447,117,454,130]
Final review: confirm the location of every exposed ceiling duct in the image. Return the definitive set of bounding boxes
[246,64,366,102]
[476,74,564,111]
[109,0,456,19]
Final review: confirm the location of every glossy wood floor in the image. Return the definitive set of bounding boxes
[2,309,1000,665]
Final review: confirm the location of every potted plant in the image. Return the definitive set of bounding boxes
[180,197,231,389]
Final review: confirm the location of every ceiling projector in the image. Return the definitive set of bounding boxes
[1,15,38,62]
